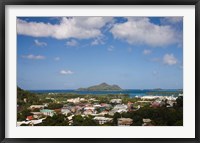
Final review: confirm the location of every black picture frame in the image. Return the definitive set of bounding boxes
[0,0,200,143]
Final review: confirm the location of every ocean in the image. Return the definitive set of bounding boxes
[29,89,182,98]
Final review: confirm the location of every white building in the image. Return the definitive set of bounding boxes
[142,118,152,126]
[110,99,122,104]
[113,104,128,110]
[61,108,71,115]
[118,118,133,126]
[93,117,113,125]
[29,105,45,109]
[67,98,81,103]
[84,107,95,111]
[40,109,55,117]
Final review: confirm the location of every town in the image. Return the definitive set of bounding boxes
[17,87,183,126]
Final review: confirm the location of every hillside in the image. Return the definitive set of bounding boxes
[77,83,122,91]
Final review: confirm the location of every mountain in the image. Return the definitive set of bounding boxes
[77,83,122,91]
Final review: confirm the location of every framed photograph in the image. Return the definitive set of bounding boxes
[1,0,200,143]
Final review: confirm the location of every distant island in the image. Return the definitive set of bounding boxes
[153,88,163,91]
[77,82,123,91]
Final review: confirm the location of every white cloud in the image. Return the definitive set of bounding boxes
[60,70,74,75]
[22,54,45,60]
[143,49,152,55]
[91,39,99,46]
[17,17,113,40]
[66,39,78,46]
[107,45,114,51]
[91,37,105,46]
[54,57,60,61]
[163,54,178,65]
[34,39,47,47]
[110,17,178,47]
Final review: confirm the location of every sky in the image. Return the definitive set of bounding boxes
[17,16,183,90]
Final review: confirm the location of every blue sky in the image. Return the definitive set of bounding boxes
[17,17,183,90]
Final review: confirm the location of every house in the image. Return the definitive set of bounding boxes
[141,96,159,100]
[17,121,31,126]
[61,107,71,115]
[99,110,109,116]
[110,99,122,104]
[118,118,133,126]
[70,107,77,113]
[17,118,46,126]
[113,104,128,113]
[29,118,45,126]
[178,93,183,97]
[89,98,98,102]
[166,100,176,107]
[40,109,55,117]
[127,102,134,110]
[100,103,112,109]
[29,105,45,110]
[142,118,152,126]
[67,98,81,103]
[26,115,33,120]
[80,98,86,102]
[84,107,95,111]
[93,117,113,125]
[83,109,93,115]
[67,115,74,125]
[93,104,101,108]
[31,112,43,119]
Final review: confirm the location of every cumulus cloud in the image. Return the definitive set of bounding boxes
[22,54,45,60]
[66,39,78,46]
[107,45,114,51]
[110,17,179,47]
[60,70,74,75]
[34,39,47,47]
[17,17,113,40]
[143,49,152,55]
[163,54,178,65]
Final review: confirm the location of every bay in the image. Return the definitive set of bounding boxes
[29,89,182,98]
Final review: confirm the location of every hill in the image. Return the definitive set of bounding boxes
[77,82,122,91]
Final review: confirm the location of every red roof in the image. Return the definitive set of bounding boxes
[26,115,33,120]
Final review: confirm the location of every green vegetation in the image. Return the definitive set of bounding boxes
[17,87,40,121]
[38,114,69,126]
[17,86,40,107]
[147,91,183,96]
[17,86,183,126]
[72,115,98,126]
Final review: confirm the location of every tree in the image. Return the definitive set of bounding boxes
[46,103,63,109]
[176,96,183,108]
[17,109,33,121]
[113,112,121,125]
[38,114,69,126]
[72,115,98,126]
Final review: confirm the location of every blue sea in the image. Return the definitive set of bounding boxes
[29,89,182,98]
